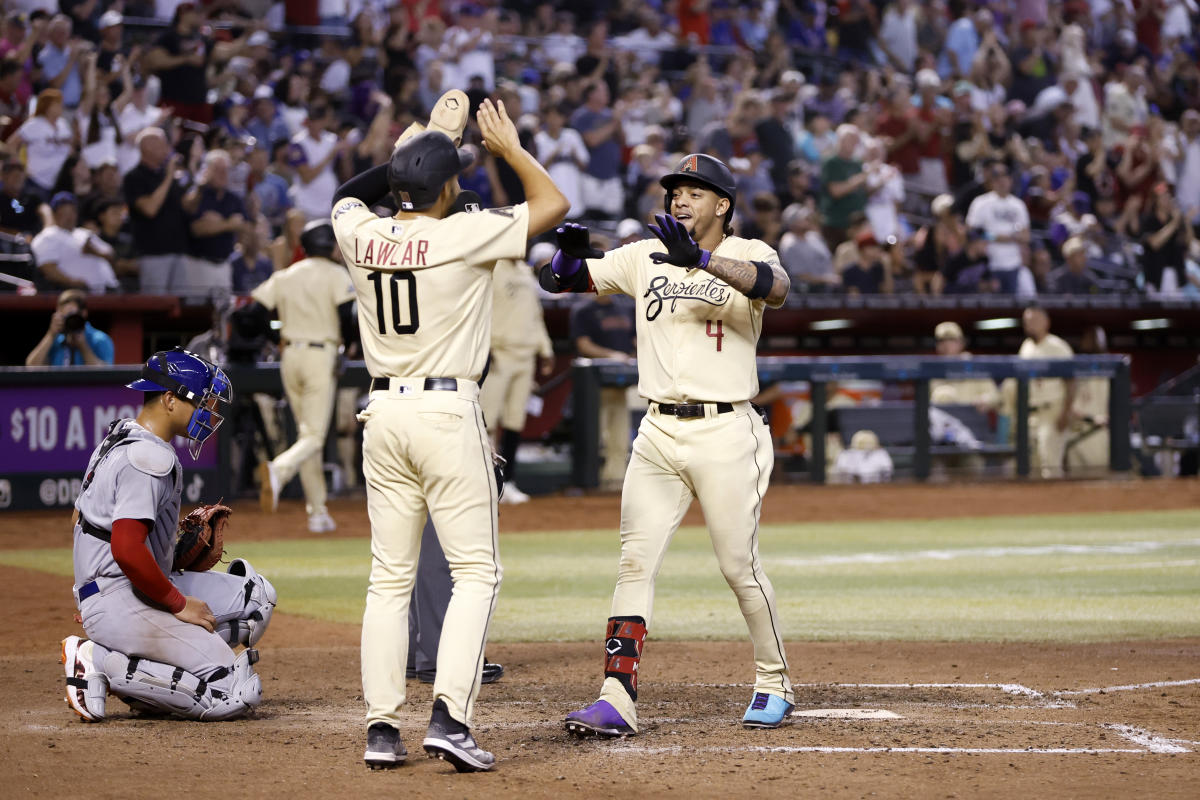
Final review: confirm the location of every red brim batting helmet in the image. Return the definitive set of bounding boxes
[660,153,737,215]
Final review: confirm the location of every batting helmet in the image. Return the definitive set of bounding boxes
[387,130,475,212]
[127,348,232,459]
[660,153,737,217]
[299,220,336,259]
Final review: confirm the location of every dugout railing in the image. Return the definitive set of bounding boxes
[570,355,1133,487]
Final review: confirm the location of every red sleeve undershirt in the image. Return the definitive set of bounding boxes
[111,518,186,614]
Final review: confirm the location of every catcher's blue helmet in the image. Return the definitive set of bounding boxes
[127,348,232,459]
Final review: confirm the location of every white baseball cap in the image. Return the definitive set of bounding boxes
[99,10,123,29]
[616,218,644,240]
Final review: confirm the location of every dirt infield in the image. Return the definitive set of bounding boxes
[3,480,1199,798]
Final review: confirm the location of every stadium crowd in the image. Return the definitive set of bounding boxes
[0,0,1198,301]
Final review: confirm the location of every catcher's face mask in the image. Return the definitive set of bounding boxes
[184,367,231,459]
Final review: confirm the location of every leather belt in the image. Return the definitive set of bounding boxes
[369,377,459,393]
[80,517,111,542]
[77,580,100,602]
[283,339,332,349]
[654,402,734,419]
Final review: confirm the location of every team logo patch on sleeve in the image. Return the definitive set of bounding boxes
[334,200,364,219]
[488,207,514,218]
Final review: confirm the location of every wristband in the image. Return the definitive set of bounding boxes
[551,249,583,280]
[696,249,712,270]
[746,260,775,300]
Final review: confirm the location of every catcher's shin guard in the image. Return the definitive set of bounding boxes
[603,616,647,701]
[97,646,262,721]
[215,559,278,647]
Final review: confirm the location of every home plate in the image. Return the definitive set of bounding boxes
[793,709,902,720]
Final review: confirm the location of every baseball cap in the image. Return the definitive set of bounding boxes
[1062,237,1086,258]
[935,321,964,341]
[616,218,644,240]
[387,130,475,212]
[98,10,123,29]
[916,69,940,90]
[50,191,78,209]
[854,230,879,248]
[247,30,271,47]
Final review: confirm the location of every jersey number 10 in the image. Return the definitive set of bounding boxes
[367,271,419,335]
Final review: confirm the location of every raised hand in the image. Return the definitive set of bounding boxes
[648,213,705,268]
[477,98,520,160]
[555,222,604,259]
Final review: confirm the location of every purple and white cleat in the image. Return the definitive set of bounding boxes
[564,699,636,738]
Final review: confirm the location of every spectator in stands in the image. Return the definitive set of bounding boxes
[89,196,137,293]
[231,227,273,294]
[37,14,84,110]
[31,192,117,293]
[795,112,836,165]
[805,72,847,125]
[570,292,636,490]
[571,80,624,220]
[1016,304,1075,479]
[1178,109,1200,223]
[966,161,1031,294]
[0,60,24,140]
[779,203,838,293]
[911,69,950,197]
[142,3,243,124]
[185,149,244,301]
[841,230,893,296]
[245,86,289,152]
[25,288,114,366]
[287,102,346,221]
[942,227,993,295]
[1048,237,1100,294]
[1137,181,1194,296]
[1102,64,1149,150]
[1010,18,1058,107]
[124,127,189,295]
[863,136,905,247]
[535,102,588,220]
[5,88,75,199]
[0,160,43,236]
[246,139,291,235]
[878,0,919,73]
[937,2,982,81]
[94,10,129,77]
[819,124,868,249]
[114,72,166,176]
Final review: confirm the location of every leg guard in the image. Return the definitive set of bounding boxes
[62,636,108,722]
[215,559,277,647]
[604,616,647,701]
[96,645,262,721]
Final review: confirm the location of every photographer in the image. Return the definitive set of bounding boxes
[25,288,114,366]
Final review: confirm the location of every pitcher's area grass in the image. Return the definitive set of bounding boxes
[6,509,1199,642]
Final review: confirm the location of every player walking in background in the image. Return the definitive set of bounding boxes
[1015,305,1076,478]
[479,253,555,503]
[252,220,356,533]
[331,98,567,771]
[540,153,795,736]
[61,348,276,723]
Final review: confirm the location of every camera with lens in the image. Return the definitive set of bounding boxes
[63,311,86,333]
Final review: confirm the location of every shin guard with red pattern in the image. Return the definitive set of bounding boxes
[604,616,647,701]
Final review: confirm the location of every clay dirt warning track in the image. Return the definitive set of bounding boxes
[3,480,1199,799]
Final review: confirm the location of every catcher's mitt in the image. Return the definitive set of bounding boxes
[173,503,232,572]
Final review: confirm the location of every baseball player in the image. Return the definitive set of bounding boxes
[252,220,357,533]
[929,321,1001,410]
[330,98,568,772]
[540,153,795,736]
[61,348,277,722]
[1066,325,1109,475]
[479,254,554,502]
[1016,305,1076,478]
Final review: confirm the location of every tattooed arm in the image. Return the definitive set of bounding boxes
[704,255,792,308]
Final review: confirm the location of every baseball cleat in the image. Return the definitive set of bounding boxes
[307,511,337,533]
[741,692,794,729]
[364,722,407,769]
[61,636,106,722]
[564,699,635,738]
[422,699,495,772]
[499,485,529,504]
[408,659,504,685]
[257,461,280,513]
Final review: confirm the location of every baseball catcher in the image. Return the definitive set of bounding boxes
[62,348,277,722]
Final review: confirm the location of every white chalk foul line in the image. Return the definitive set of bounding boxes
[777,538,1200,567]
[1056,678,1200,696]
[608,745,1148,756]
[1103,724,1192,754]
[681,682,1044,698]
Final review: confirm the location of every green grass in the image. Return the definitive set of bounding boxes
[8,509,1199,643]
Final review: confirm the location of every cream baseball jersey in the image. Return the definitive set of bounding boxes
[331,199,530,380]
[585,236,779,403]
[1019,333,1074,409]
[491,258,553,358]
[251,257,356,342]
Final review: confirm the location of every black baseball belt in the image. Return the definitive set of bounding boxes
[369,377,460,393]
[653,401,734,419]
[282,339,334,349]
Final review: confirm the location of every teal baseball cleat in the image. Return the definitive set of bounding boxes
[741,692,794,729]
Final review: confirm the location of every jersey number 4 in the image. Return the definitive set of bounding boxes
[367,271,419,335]
[706,320,724,351]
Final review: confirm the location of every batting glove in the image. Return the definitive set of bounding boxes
[648,214,711,269]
